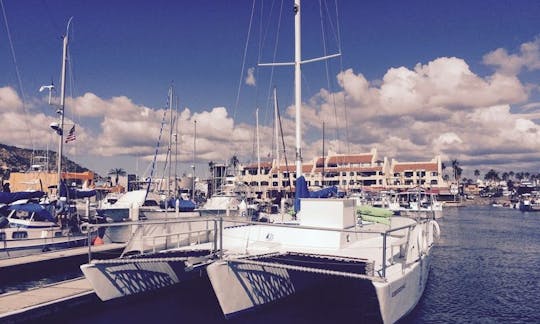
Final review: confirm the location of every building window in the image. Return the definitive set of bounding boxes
[404,171,414,178]
[272,182,278,186]
[342,180,347,185]
[430,180,438,185]
[431,172,438,176]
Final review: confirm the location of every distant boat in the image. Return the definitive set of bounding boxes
[389,187,443,219]
[0,202,89,259]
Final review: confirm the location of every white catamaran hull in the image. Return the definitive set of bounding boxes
[80,253,208,301]
[206,247,432,323]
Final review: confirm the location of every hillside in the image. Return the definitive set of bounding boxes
[0,143,90,179]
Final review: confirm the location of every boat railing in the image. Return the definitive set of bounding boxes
[84,216,428,281]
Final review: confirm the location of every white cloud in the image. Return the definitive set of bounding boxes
[3,37,540,176]
[483,38,540,75]
[0,86,22,111]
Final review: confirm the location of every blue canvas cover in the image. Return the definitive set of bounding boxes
[0,191,45,204]
[294,176,310,213]
[8,203,56,222]
[294,176,338,212]
[59,180,96,199]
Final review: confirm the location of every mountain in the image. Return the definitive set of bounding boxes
[0,143,90,179]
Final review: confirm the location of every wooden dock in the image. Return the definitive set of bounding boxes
[0,277,96,322]
[0,244,127,321]
[0,243,125,269]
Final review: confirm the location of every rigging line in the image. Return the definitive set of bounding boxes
[233,0,257,123]
[262,0,284,128]
[276,93,293,194]
[0,0,35,154]
[319,0,340,153]
[145,109,168,202]
[333,0,350,153]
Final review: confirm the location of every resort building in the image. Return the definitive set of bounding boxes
[236,149,447,198]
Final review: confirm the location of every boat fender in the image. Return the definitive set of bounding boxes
[430,220,440,241]
[416,227,424,254]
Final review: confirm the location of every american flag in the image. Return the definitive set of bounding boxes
[65,125,76,143]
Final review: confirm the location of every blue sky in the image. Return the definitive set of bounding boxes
[2,0,540,179]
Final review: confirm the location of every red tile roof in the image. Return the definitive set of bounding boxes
[393,163,438,172]
[273,165,313,173]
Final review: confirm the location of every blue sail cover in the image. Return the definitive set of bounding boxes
[294,176,310,213]
[0,191,45,204]
[165,198,197,211]
[8,203,56,222]
[59,180,96,199]
[309,186,338,198]
[294,176,338,212]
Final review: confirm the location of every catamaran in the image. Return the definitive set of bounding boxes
[81,2,440,323]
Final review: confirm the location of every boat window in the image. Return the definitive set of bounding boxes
[143,200,159,207]
[0,232,5,240]
[55,231,63,237]
[12,231,28,239]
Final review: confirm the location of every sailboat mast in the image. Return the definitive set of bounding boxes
[167,85,174,196]
[256,108,261,175]
[273,87,280,190]
[294,0,302,178]
[57,17,73,193]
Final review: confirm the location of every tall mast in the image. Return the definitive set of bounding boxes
[192,120,197,199]
[273,87,280,190]
[167,85,173,196]
[258,0,340,182]
[294,0,302,178]
[57,17,73,194]
[174,98,179,198]
[256,107,260,176]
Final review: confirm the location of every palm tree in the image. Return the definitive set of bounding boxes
[108,168,127,186]
[451,159,462,182]
[474,169,480,181]
[484,169,499,182]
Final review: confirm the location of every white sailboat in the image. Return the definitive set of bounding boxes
[204,1,440,323]
[81,3,440,323]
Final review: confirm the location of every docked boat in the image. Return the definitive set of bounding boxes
[388,188,443,219]
[0,202,90,259]
[81,3,440,323]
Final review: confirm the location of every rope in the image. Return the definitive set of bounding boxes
[233,0,257,123]
[145,109,168,202]
[319,0,340,153]
[0,0,34,153]
[226,257,385,282]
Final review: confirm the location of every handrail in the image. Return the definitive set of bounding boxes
[85,215,430,280]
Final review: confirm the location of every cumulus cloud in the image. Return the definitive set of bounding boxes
[483,38,540,75]
[245,67,256,86]
[4,37,540,176]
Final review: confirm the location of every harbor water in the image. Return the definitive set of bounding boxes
[26,206,540,323]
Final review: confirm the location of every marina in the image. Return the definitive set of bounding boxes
[1,0,540,323]
[1,204,538,323]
